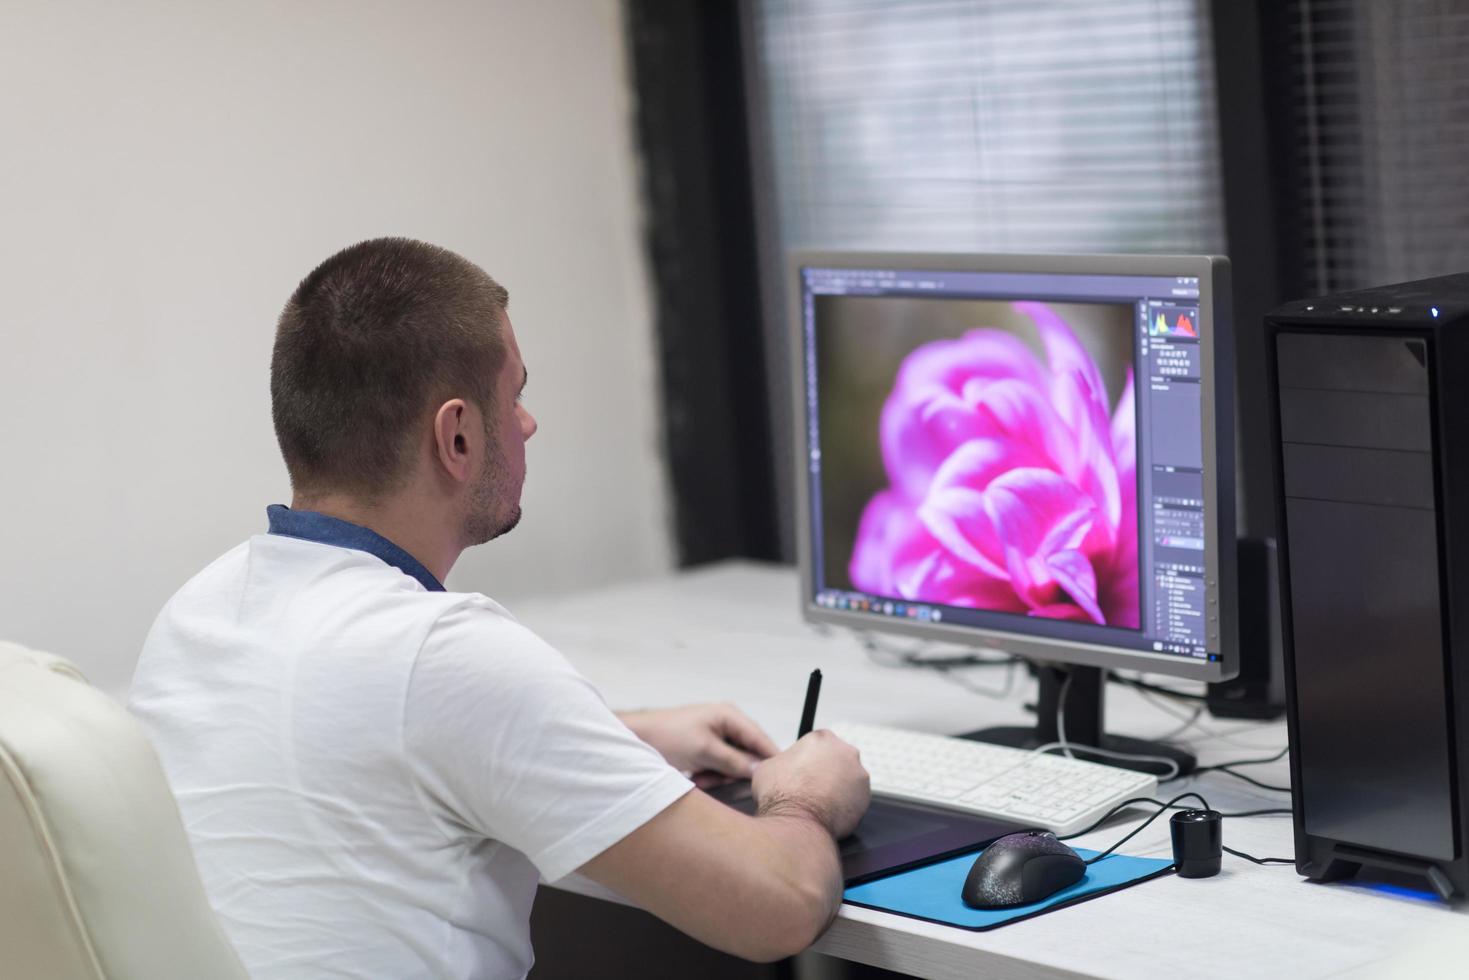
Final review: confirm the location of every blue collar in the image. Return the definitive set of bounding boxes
[266,504,445,592]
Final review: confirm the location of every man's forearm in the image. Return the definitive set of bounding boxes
[748,806,844,945]
[578,788,847,962]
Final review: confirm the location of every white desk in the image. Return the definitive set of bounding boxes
[514,561,1466,980]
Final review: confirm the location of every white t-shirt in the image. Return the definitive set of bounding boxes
[128,529,692,980]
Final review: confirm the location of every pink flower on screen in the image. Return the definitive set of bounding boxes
[849,302,1139,628]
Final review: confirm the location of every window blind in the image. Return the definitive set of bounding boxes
[746,0,1228,555]
[752,0,1228,255]
[1287,0,1469,295]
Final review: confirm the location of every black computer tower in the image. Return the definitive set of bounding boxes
[1266,274,1469,900]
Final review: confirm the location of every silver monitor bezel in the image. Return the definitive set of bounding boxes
[789,250,1237,684]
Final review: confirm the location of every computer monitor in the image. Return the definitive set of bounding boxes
[791,252,1236,775]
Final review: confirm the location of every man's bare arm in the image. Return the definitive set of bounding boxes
[616,702,779,781]
[578,730,869,962]
[579,790,840,961]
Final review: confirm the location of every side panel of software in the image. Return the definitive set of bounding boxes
[1139,299,1209,656]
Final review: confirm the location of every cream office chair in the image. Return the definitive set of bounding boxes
[0,641,249,979]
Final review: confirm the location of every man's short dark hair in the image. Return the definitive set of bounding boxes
[270,237,508,499]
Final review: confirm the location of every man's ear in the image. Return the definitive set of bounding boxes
[432,399,475,484]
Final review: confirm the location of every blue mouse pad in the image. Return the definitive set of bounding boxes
[843,847,1174,931]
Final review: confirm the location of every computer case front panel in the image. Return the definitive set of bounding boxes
[1267,274,1469,900]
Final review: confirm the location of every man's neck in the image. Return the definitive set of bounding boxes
[289,493,461,586]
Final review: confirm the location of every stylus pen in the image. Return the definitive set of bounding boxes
[797,668,822,739]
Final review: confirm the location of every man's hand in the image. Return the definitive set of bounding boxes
[618,703,779,784]
[582,725,869,960]
[751,729,870,840]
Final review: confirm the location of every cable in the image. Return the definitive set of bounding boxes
[1190,745,1293,792]
[859,635,931,670]
[959,737,1195,800]
[1055,741,1183,782]
[956,739,1073,791]
[857,631,1022,700]
[1059,793,1297,868]
[928,658,1020,700]
[1223,846,1294,866]
[1109,672,1209,702]
[1151,704,1206,743]
[858,640,1269,787]
[857,631,1016,669]
[1059,798,1292,839]
[1057,793,1204,843]
[858,642,1181,777]
[941,735,1181,809]
[1128,684,1212,743]
[1056,670,1184,780]
[1195,745,1290,771]
[1128,684,1287,763]
[1056,672,1076,759]
[1117,681,1290,752]
[1126,693,1292,783]
[1130,683,1203,726]
[1074,792,1210,864]
[918,733,1182,806]
[856,633,1280,759]
[1206,767,1293,793]
[1175,715,1292,751]
[859,637,1276,772]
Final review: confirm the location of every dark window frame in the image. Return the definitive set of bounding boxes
[629,0,1319,562]
[625,0,780,565]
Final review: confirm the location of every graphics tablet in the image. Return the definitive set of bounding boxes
[707,780,1021,885]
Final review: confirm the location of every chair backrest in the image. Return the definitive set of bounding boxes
[0,641,249,980]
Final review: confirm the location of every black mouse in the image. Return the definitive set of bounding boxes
[961,830,1087,909]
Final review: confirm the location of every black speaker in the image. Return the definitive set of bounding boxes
[1206,537,1286,720]
[1266,274,1469,900]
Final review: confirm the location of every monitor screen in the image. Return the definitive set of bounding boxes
[794,253,1234,681]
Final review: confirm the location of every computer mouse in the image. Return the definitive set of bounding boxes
[961,830,1087,909]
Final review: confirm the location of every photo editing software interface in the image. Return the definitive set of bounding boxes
[801,264,1216,664]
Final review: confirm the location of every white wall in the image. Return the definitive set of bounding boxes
[0,0,674,695]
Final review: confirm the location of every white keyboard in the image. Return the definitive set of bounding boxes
[831,722,1158,837]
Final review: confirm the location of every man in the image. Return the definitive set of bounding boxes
[128,238,870,979]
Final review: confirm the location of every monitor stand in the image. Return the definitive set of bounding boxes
[959,664,1196,778]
